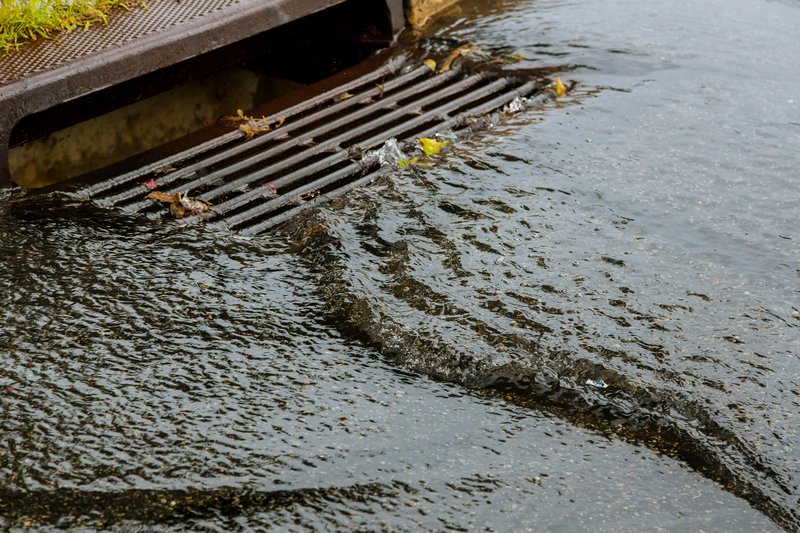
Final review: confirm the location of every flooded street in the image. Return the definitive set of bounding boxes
[1,0,798,530]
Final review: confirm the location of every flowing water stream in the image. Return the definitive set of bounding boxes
[1,0,798,530]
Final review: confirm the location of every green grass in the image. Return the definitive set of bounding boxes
[0,0,143,53]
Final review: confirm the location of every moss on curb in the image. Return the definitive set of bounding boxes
[0,0,145,53]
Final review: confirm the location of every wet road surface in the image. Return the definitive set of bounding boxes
[1,0,798,529]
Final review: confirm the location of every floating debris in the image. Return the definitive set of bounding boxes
[542,76,569,99]
[439,44,477,73]
[423,58,437,71]
[369,138,408,167]
[554,76,567,97]
[142,178,159,191]
[502,52,525,63]
[397,157,419,169]
[224,109,285,140]
[146,191,212,219]
[153,165,177,176]
[366,136,452,171]
[503,78,572,115]
[586,379,608,389]
[503,96,529,114]
[418,137,450,156]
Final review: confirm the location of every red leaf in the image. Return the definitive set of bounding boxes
[264,182,278,195]
[142,178,159,191]
[5,386,13,393]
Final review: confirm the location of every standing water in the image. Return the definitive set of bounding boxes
[1,0,798,530]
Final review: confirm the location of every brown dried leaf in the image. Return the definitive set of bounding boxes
[146,191,180,203]
[439,44,475,73]
[239,121,270,139]
[225,110,285,139]
[146,191,211,219]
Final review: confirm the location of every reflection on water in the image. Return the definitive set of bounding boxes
[2,0,799,530]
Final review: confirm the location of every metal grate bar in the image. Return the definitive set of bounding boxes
[224,79,541,233]
[85,55,412,201]
[74,56,549,235]
[162,69,464,200]
[122,71,485,214]
[116,67,462,212]
[212,76,510,217]
[223,161,366,229]
[238,166,395,235]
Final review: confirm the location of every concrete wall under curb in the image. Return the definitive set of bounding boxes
[404,0,460,27]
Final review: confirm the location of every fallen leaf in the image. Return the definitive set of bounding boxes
[178,193,211,217]
[336,92,354,102]
[418,137,450,156]
[146,191,179,203]
[5,386,14,393]
[153,165,176,176]
[397,157,419,169]
[423,58,437,71]
[224,109,264,123]
[555,76,567,97]
[239,121,270,139]
[439,44,475,73]
[264,183,278,195]
[142,178,158,191]
[146,191,211,219]
[224,109,280,139]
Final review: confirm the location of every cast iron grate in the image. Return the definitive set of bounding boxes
[76,57,549,235]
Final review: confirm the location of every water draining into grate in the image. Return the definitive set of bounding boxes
[76,57,550,235]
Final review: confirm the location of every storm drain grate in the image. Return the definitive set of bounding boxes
[76,56,549,235]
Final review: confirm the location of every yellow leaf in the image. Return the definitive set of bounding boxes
[555,76,567,97]
[397,157,419,169]
[418,137,450,156]
[423,59,437,72]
